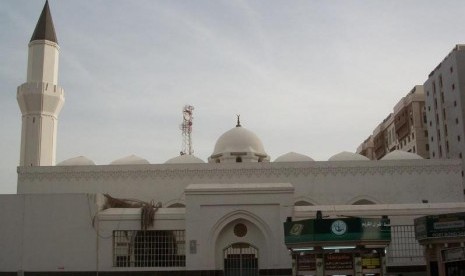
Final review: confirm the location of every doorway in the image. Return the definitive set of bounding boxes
[224,242,258,276]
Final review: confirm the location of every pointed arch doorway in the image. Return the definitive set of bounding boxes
[223,242,259,276]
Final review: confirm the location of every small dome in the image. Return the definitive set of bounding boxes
[328,151,370,161]
[381,150,423,160]
[110,154,150,165]
[57,156,95,166]
[274,152,314,162]
[165,155,205,164]
[212,126,267,156]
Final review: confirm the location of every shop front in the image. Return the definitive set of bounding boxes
[284,217,391,276]
[415,212,465,276]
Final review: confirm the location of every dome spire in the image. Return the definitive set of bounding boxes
[236,114,241,127]
[30,0,58,43]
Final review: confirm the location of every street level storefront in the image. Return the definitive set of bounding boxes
[284,216,391,276]
[415,212,465,276]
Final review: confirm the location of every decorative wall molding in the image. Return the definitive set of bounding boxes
[17,160,462,183]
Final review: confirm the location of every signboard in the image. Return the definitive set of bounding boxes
[284,217,391,245]
[297,254,316,271]
[324,253,353,270]
[442,247,465,263]
[415,212,465,241]
[361,253,381,269]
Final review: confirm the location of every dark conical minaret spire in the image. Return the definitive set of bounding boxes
[30,0,57,43]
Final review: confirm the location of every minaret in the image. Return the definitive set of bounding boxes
[17,0,65,166]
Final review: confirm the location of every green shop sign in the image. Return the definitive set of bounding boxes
[415,212,465,241]
[284,217,391,244]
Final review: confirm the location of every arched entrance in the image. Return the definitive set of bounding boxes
[223,242,259,276]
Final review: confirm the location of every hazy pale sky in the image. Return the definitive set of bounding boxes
[1,0,465,193]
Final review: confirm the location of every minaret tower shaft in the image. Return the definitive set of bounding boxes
[17,0,64,166]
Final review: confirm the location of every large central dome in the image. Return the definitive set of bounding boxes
[209,121,269,163]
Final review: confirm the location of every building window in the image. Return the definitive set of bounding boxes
[413,146,416,153]
[439,75,443,88]
[426,144,429,151]
[443,108,446,120]
[460,153,463,159]
[424,130,428,137]
[457,118,460,124]
[113,230,186,267]
[428,106,431,111]
[450,66,454,73]
[459,135,462,142]
[387,225,424,265]
[446,141,449,153]
[429,121,432,126]
[455,101,457,107]
[431,136,434,142]
[427,91,430,96]
[236,157,242,163]
[445,124,448,136]
[433,151,435,157]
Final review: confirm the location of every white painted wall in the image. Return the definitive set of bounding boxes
[0,194,98,272]
[17,159,464,205]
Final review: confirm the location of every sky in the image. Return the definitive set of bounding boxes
[1,0,465,194]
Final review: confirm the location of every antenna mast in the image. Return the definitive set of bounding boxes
[180,105,194,155]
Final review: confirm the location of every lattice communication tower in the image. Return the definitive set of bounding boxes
[180,105,194,155]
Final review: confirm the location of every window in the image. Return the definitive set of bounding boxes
[236,157,242,163]
[413,146,416,153]
[443,108,446,120]
[452,83,455,90]
[431,136,434,142]
[455,101,457,107]
[424,130,428,137]
[433,151,435,157]
[457,118,460,124]
[459,135,462,142]
[428,106,431,111]
[439,75,443,88]
[113,230,186,267]
[387,225,424,266]
[445,124,448,136]
[450,66,454,73]
[426,144,429,151]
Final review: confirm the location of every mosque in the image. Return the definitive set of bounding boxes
[2,2,465,276]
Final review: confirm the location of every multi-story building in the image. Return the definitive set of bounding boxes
[358,85,429,160]
[424,45,465,186]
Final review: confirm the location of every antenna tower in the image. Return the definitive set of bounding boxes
[180,105,194,155]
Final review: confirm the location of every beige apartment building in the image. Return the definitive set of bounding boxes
[424,45,465,186]
[358,85,429,160]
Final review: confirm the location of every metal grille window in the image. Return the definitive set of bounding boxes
[387,225,424,266]
[113,230,186,267]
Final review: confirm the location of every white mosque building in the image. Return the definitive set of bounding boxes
[2,2,465,276]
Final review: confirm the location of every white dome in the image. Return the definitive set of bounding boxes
[328,151,370,161]
[165,155,205,164]
[381,150,423,160]
[110,154,150,165]
[274,152,314,162]
[212,126,267,156]
[57,156,95,166]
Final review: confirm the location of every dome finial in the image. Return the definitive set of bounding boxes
[236,114,241,127]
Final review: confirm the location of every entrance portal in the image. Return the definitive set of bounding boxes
[224,243,258,276]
